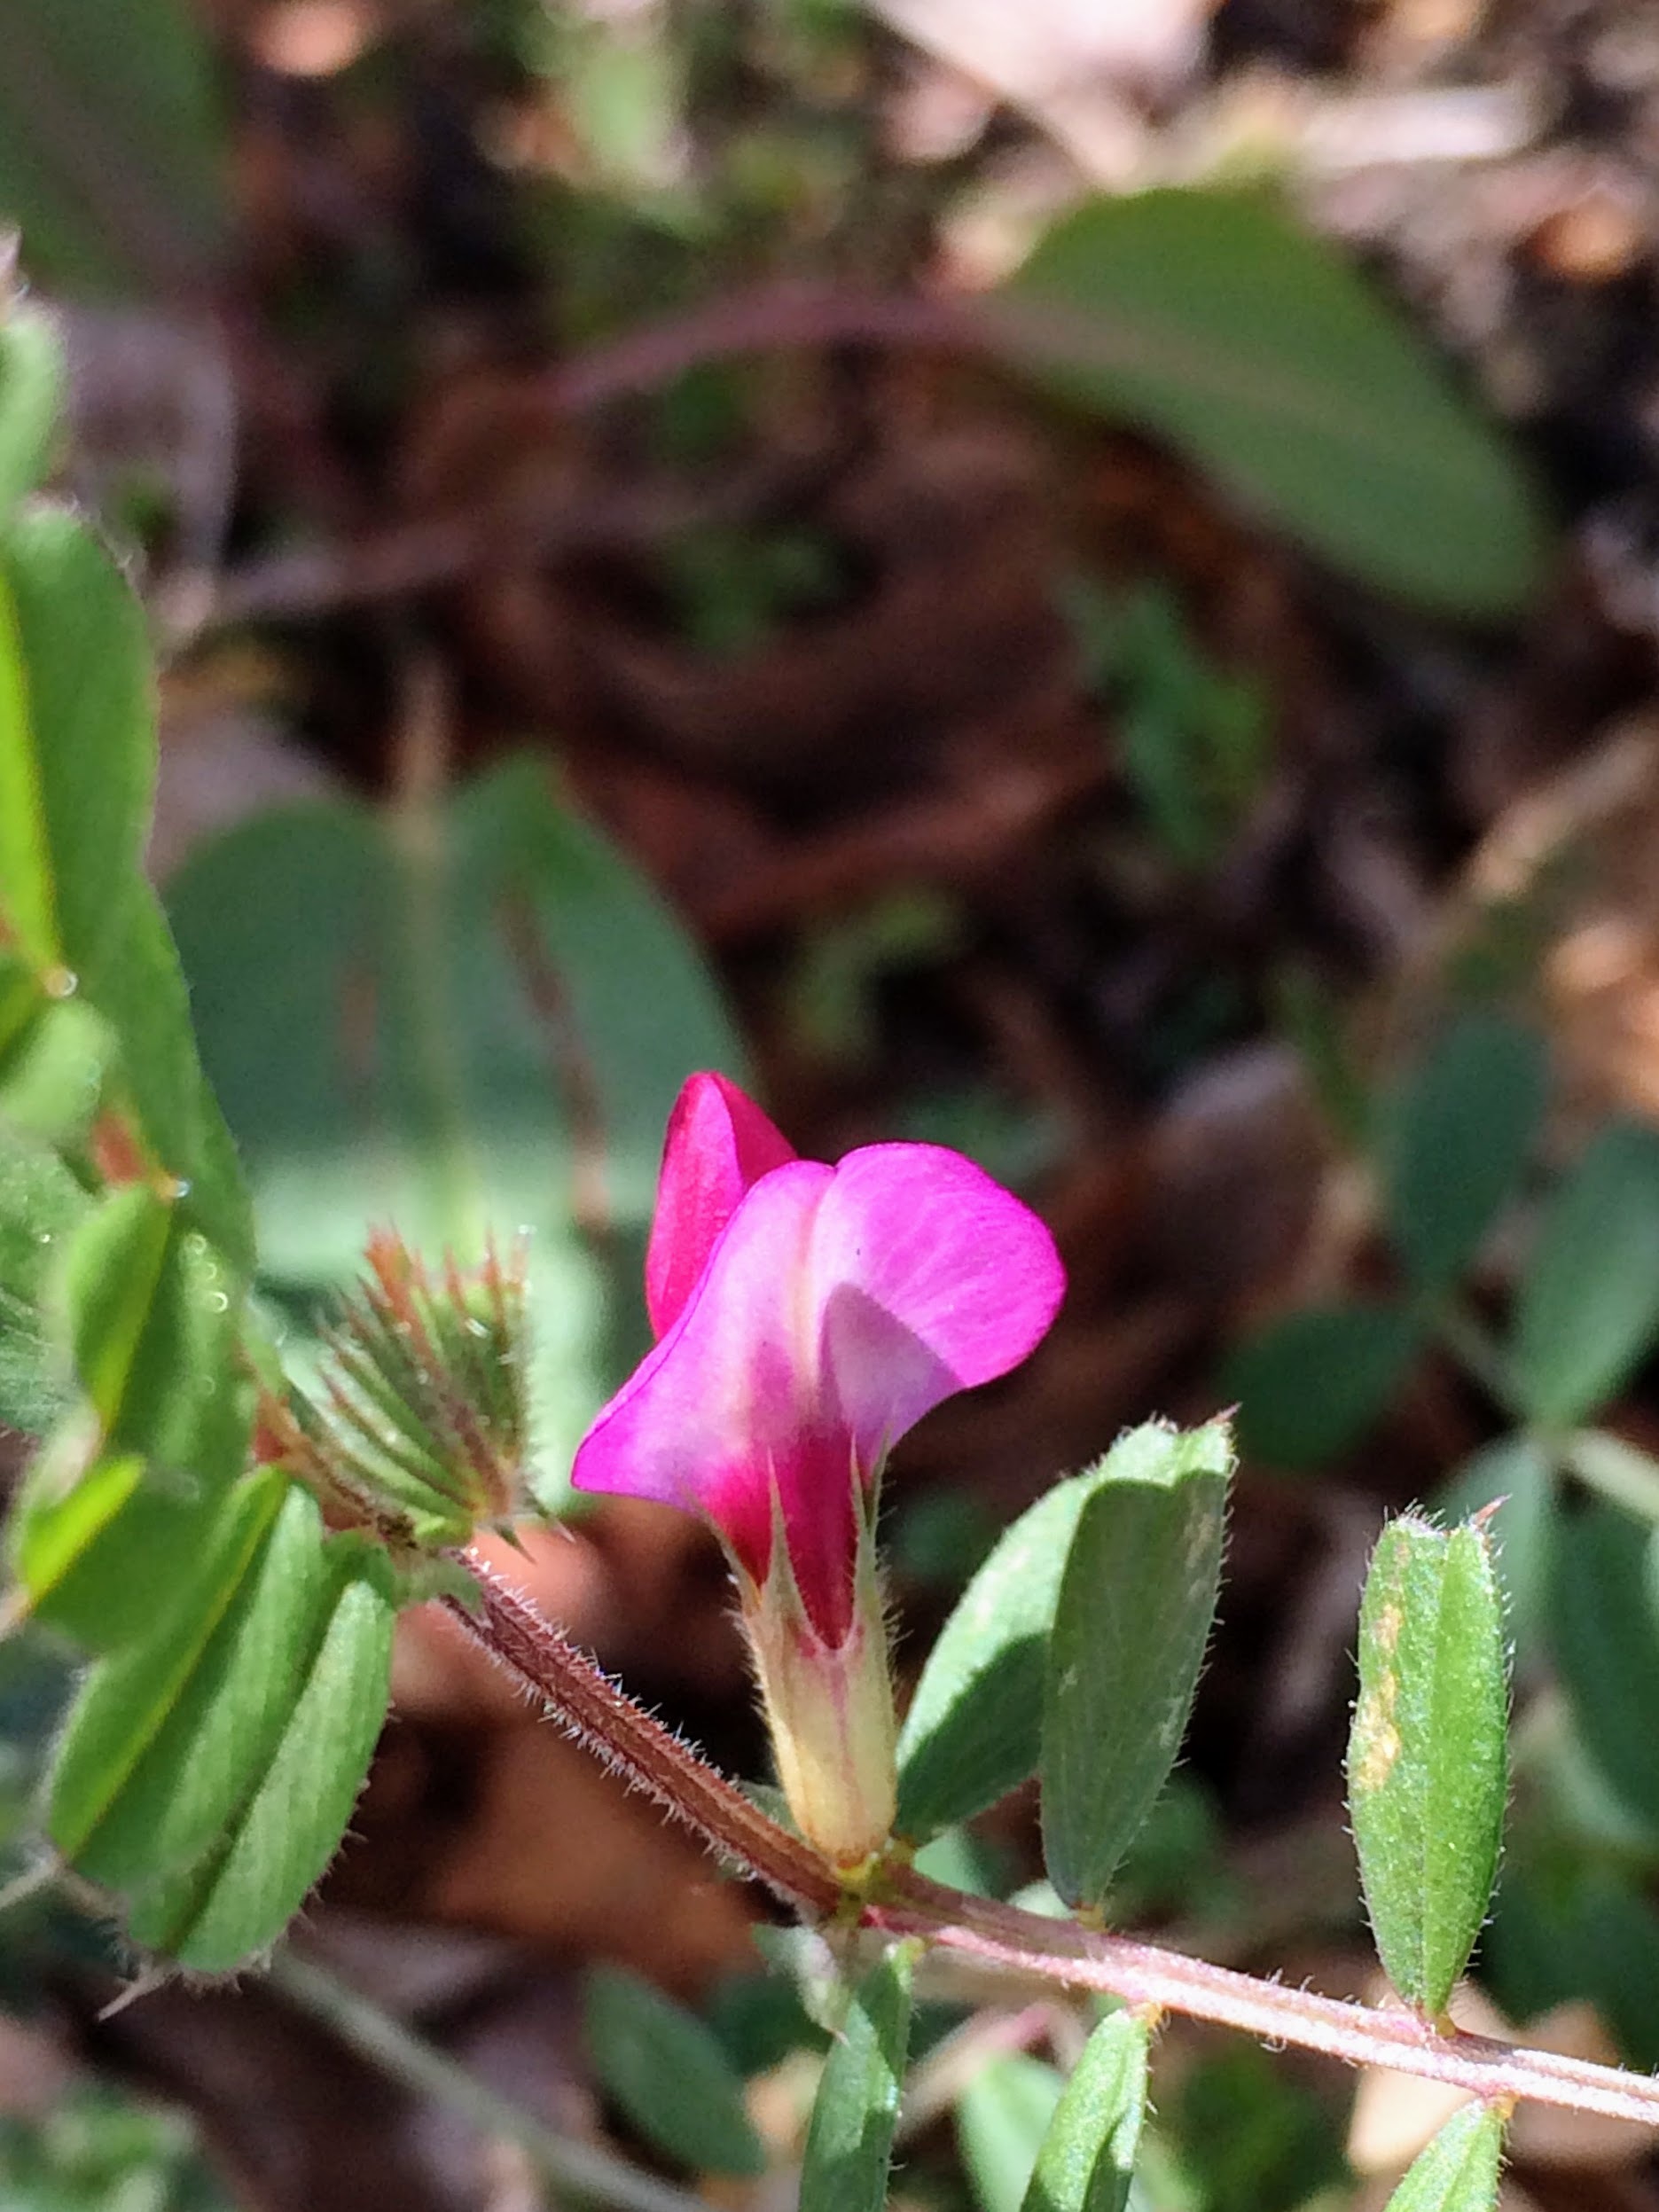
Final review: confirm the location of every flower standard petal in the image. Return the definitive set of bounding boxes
[804,1143,1066,1466]
[645,1072,796,1335]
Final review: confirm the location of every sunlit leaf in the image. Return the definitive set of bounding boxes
[898,1421,1226,1840]
[1348,1516,1508,2015]
[125,1534,395,1971]
[1041,1422,1230,1911]
[49,1478,335,1888]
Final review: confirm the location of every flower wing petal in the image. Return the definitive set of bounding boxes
[807,1144,1065,1462]
[645,1072,796,1335]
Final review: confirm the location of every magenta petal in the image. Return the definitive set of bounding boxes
[644,1072,796,1336]
[807,1144,1065,1465]
[575,1161,862,1635]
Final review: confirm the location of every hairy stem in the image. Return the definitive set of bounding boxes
[451,1549,1659,2130]
[444,1549,841,1914]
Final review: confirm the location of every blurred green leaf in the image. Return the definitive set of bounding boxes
[0,305,62,515]
[1383,1014,1546,1294]
[1382,2101,1505,2212]
[1005,191,1547,617]
[1348,1517,1508,2015]
[1513,1122,1659,1427]
[0,1127,87,1434]
[584,1966,764,2177]
[0,0,226,294]
[1041,1421,1231,1911]
[49,1478,337,1888]
[898,1422,1220,1840]
[1021,2009,1150,2212]
[1550,1497,1659,1831]
[1226,1303,1419,1469]
[125,1534,395,1970]
[959,2056,1064,2212]
[168,757,743,1497]
[800,1942,915,2212]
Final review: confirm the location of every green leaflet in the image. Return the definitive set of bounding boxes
[583,1966,765,2177]
[1040,1423,1230,1911]
[1348,1518,1509,2015]
[1383,2101,1506,2212]
[898,1420,1228,1840]
[49,1480,335,1888]
[1021,2010,1150,2212]
[799,1942,916,2212]
[125,1534,395,1971]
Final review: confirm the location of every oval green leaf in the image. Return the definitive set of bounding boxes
[1003,190,1547,617]
[583,1965,764,2177]
[897,1420,1227,1840]
[49,1478,334,1887]
[125,1534,395,1971]
[1513,1122,1659,1427]
[1021,2010,1150,2212]
[799,1942,916,2212]
[1383,2100,1506,2212]
[1041,1424,1231,1911]
[1348,1517,1508,2015]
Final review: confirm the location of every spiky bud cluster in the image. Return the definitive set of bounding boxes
[261,1231,531,1549]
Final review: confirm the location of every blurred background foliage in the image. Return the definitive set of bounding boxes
[12,0,1659,2206]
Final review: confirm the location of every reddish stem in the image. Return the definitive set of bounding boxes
[450,1548,1659,2130]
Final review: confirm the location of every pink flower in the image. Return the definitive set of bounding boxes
[572,1071,1065,1865]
